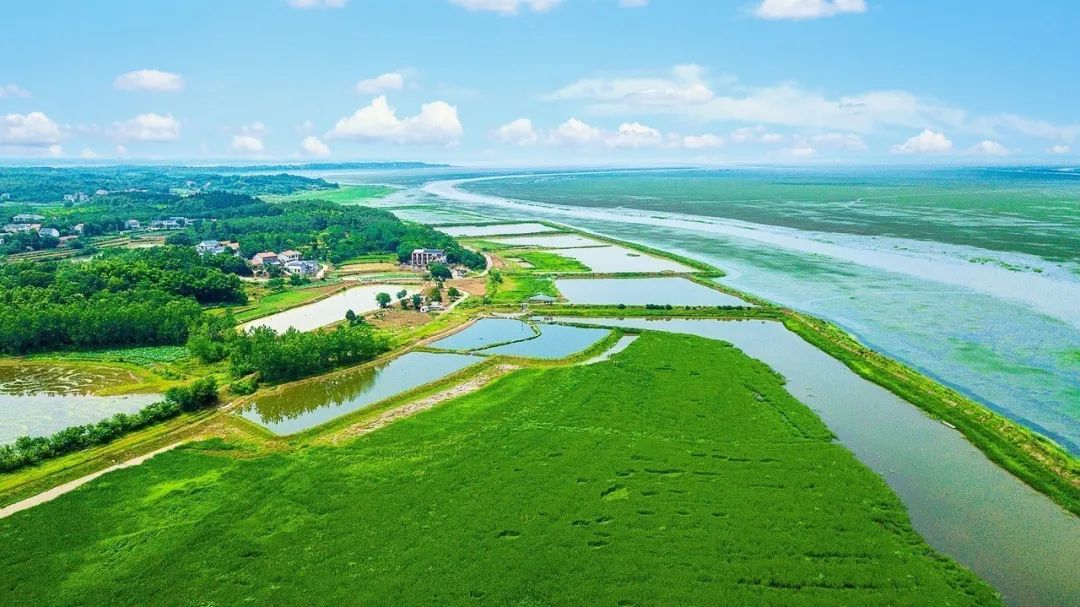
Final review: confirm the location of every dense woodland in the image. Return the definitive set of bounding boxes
[0,246,246,354]
[0,167,335,203]
[0,169,480,356]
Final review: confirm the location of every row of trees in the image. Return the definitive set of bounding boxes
[0,377,218,473]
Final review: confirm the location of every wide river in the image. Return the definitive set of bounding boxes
[302,167,1080,604]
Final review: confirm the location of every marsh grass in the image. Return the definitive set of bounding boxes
[0,333,998,606]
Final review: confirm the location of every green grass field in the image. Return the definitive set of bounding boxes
[265,184,396,205]
[0,333,996,605]
[512,250,591,272]
[487,272,560,303]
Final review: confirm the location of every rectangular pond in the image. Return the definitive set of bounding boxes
[429,318,537,351]
[237,351,481,436]
[546,246,692,273]
[555,277,750,306]
[0,362,160,444]
[553,317,1080,607]
[241,284,421,333]
[478,323,610,359]
[439,223,557,237]
[488,234,603,248]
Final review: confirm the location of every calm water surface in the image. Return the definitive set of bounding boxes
[556,277,750,307]
[557,317,1080,607]
[430,319,537,351]
[239,352,480,435]
[242,284,420,333]
[0,362,159,444]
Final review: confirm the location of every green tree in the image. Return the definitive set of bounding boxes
[411,293,424,309]
[429,262,452,281]
[376,292,392,308]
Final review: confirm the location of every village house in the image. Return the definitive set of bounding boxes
[250,251,281,269]
[73,223,85,234]
[411,248,447,268]
[279,249,302,263]
[124,219,141,230]
[13,213,44,223]
[37,227,60,238]
[284,260,320,277]
[196,240,227,256]
[3,223,33,234]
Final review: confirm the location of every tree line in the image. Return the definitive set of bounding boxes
[0,377,218,474]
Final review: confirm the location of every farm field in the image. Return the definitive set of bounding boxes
[0,332,997,605]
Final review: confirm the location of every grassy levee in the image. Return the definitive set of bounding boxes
[780,310,1080,516]
[226,282,349,324]
[0,332,999,605]
[0,410,217,508]
[542,221,725,275]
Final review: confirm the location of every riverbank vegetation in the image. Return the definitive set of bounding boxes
[0,378,218,474]
[0,333,998,605]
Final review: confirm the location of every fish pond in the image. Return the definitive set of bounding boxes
[237,352,480,435]
[554,317,1080,607]
[428,318,537,351]
[488,234,602,248]
[439,222,556,237]
[0,362,160,444]
[479,323,610,359]
[431,319,611,360]
[241,284,420,333]
[555,277,750,307]
[545,246,692,273]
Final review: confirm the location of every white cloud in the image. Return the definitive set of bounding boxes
[492,118,538,145]
[239,122,268,136]
[301,135,332,157]
[810,132,867,149]
[115,145,128,156]
[548,64,714,107]
[548,118,604,145]
[1050,144,1071,155]
[356,72,406,95]
[606,121,663,148]
[449,0,561,14]
[786,146,817,157]
[1,112,64,147]
[891,129,952,155]
[288,0,347,8]
[112,113,181,141]
[681,133,724,149]
[80,148,100,159]
[620,0,649,6]
[114,69,185,92]
[231,135,265,154]
[754,0,867,20]
[729,126,784,144]
[0,84,31,98]
[327,95,463,145]
[968,140,1008,157]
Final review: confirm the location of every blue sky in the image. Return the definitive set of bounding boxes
[2,0,1078,165]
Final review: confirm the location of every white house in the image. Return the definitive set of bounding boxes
[37,227,60,238]
[284,260,320,276]
[13,213,44,223]
[196,240,227,256]
[125,219,141,230]
[279,250,302,263]
[411,248,447,267]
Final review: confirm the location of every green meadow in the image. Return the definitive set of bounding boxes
[0,333,996,606]
[265,184,395,205]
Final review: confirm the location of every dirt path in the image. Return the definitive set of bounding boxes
[0,441,189,519]
[321,364,518,445]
